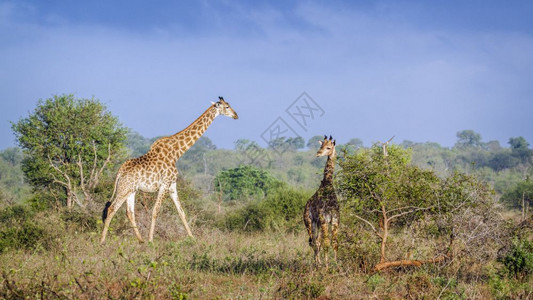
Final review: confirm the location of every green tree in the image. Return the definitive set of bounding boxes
[286,137,305,151]
[307,135,324,150]
[234,139,251,151]
[126,130,155,158]
[509,137,532,164]
[0,148,31,204]
[214,165,284,201]
[11,94,127,208]
[179,136,217,174]
[337,143,496,271]
[455,130,483,149]
[501,177,533,211]
[347,138,363,149]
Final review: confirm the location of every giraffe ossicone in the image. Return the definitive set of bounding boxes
[100,97,238,244]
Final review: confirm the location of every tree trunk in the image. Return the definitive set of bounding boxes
[379,205,389,263]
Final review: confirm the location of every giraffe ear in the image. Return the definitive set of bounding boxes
[333,140,336,145]
[211,101,215,105]
[318,140,323,145]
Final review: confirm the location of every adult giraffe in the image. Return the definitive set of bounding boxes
[101,97,238,244]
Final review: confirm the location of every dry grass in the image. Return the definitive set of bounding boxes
[1,205,531,299]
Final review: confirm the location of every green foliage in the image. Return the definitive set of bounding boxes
[179,136,217,174]
[268,136,305,152]
[500,177,533,210]
[214,165,284,201]
[61,209,99,232]
[306,135,324,150]
[0,204,61,253]
[338,144,440,224]
[0,148,31,203]
[337,143,498,271]
[224,186,309,232]
[0,203,34,224]
[509,136,533,164]
[11,94,128,207]
[455,129,483,149]
[126,130,156,158]
[0,221,46,253]
[503,238,533,279]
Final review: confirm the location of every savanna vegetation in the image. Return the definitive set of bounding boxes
[1,95,532,299]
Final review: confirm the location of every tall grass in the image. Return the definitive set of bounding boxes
[0,201,531,299]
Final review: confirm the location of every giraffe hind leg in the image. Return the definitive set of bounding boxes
[126,192,144,243]
[100,190,130,244]
[149,188,167,242]
[311,220,322,265]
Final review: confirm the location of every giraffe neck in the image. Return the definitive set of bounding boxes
[147,105,217,163]
[171,105,217,158]
[321,152,336,185]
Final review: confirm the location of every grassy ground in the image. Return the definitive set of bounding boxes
[0,206,531,299]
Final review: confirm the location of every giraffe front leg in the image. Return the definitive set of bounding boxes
[331,215,340,263]
[320,221,330,269]
[319,214,330,269]
[125,192,144,243]
[149,189,167,242]
[170,184,193,237]
[303,202,313,246]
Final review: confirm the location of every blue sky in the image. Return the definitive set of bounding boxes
[1,0,532,150]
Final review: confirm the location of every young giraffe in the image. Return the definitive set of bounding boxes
[303,135,340,267]
[100,97,238,244]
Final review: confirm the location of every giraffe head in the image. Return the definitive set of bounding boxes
[212,96,238,119]
[316,135,336,157]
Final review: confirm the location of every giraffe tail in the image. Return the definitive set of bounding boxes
[102,201,112,222]
[102,169,121,222]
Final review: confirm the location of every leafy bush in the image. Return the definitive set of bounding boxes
[214,165,285,201]
[337,144,502,272]
[0,216,59,253]
[0,204,34,223]
[503,238,533,279]
[223,186,309,232]
[0,204,64,253]
[500,178,533,210]
[61,209,99,232]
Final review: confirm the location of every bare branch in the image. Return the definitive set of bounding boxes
[352,213,382,238]
[50,173,69,188]
[48,155,71,187]
[92,143,112,188]
[387,205,433,214]
[388,206,434,223]
[77,152,90,203]
[89,141,98,183]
